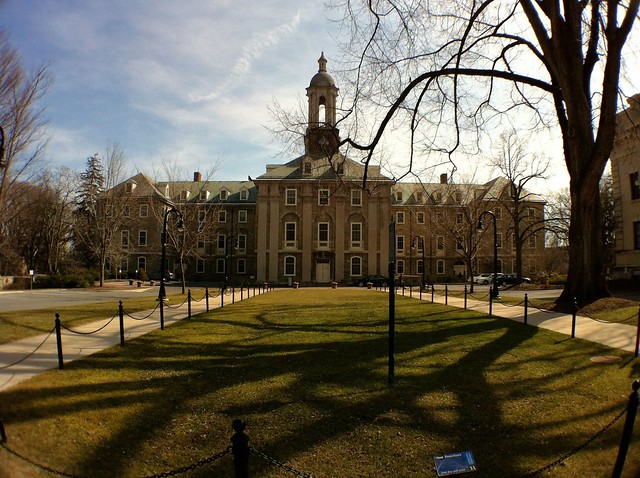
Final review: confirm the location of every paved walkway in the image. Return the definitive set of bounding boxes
[417,288,639,354]
[0,288,258,392]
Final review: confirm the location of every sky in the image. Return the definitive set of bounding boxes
[0,1,636,192]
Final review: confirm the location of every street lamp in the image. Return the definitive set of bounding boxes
[412,236,426,290]
[478,210,500,299]
[158,206,185,304]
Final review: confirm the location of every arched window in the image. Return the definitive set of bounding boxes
[284,256,296,276]
[350,256,362,277]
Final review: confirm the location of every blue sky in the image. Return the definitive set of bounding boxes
[0,1,340,180]
[1,2,637,191]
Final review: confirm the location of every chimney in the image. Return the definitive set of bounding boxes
[194,171,202,182]
[440,173,448,184]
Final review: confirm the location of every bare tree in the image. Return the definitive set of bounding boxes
[333,0,639,305]
[74,144,130,286]
[488,131,549,281]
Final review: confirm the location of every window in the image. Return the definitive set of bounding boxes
[125,182,135,193]
[455,237,463,250]
[528,234,537,248]
[351,223,362,248]
[631,172,640,200]
[240,189,249,201]
[120,259,128,273]
[528,207,536,218]
[396,236,404,254]
[318,223,330,247]
[351,189,362,206]
[217,234,226,253]
[337,162,344,175]
[351,256,362,276]
[137,256,146,272]
[237,234,247,254]
[495,207,502,220]
[197,239,205,251]
[123,205,130,217]
[216,259,225,273]
[198,209,207,224]
[199,190,209,201]
[436,236,444,250]
[319,189,330,205]
[396,212,405,224]
[286,188,297,206]
[139,204,148,217]
[238,210,247,223]
[285,222,296,247]
[496,232,502,249]
[436,212,444,222]
[456,213,463,224]
[304,162,312,174]
[437,260,445,274]
[396,191,403,202]
[180,190,190,201]
[121,230,129,247]
[284,256,296,276]
[417,212,425,224]
[196,259,205,273]
[220,189,228,200]
[237,259,246,274]
[634,222,640,249]
[397,260,405,274]
[218,210,226,222]
[138,230,147,247]
[416,191,423,202]
[417,259,424,274]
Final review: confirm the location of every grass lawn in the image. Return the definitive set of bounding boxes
[0,289,214,344]
[1,289,639,477]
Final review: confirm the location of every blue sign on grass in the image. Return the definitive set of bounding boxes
[433,451,477,476]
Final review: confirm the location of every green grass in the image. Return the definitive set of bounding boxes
[0,289,214,344]
[1,289,639,477]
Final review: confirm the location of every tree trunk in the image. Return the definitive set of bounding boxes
[558,173,609,306]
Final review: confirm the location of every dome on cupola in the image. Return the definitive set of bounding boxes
[309,52,336,87]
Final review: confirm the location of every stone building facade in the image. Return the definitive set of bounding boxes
[611,94,640,279]
[109,55,546,285]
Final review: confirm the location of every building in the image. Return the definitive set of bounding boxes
[109,54,546,285]
[611,94,640,279]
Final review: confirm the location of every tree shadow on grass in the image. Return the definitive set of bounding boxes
[1,293,636,477]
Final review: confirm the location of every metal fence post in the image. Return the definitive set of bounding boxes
[160,293,165,330]
[571,297,578,338]
[464,285,468,310]
[634,306,640,358]
[231,419,250,478]
[221,288,225,308]
[55,314,64,370]
[188,289,192,319]
[206,287,210,312]
[445,285,448,305]
[241,285,244,301]
[431,284,434,303]
[489,289,493,317]
[612,380,639,478]
[524,293,528,325]
[232,285,236,304]
[119,301,125,345]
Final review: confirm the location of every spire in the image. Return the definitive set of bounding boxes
[318,52,327,72]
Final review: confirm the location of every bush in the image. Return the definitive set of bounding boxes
[33,272,95,289]
[548,274,567,286]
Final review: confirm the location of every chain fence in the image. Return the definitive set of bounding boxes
[0,327,55,370]
[60,315,118,335]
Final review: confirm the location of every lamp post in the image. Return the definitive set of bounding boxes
[158,206,184,329]
[478,210,500,300]
[412,236,426,290]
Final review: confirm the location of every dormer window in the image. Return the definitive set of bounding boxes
[125,182,137,193]
[240,189,249,201]
[396,191,403,202]
[220,189,229,200]
[180,190,190,201]
[304,161,312,175]
[199,190,210,201]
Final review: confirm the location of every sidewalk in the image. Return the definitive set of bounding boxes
[0,288,253,393]
[424,289,639,354]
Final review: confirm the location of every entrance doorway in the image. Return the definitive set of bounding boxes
[316,259,331,283]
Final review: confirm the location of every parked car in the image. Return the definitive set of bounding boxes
[473,273,493,285]
[494,273,531,286]
[353,275,388,287]
[163,271,175,281]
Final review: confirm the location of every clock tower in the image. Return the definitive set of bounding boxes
[305,53,340,157]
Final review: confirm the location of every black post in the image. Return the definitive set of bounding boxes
[0,415,6,443]
[445,285,448,305]
[489,290,493,317]
[231,419,250,478]
[634,306,639,358]
[524,293,528,325]
[232,285,236,304]
[431,284,434,303]
[206,287,210,312]
[55,314,63,370]
[119,301,125,346]
[611,381,639,478]
[221,287,225,308]
[160,292,165,330]
[187,289,192,319]
[388,220,396,388]
[572,297,578,338]
[464,285,468,310]
[241,285,244,301]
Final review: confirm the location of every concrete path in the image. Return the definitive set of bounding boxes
[0,288,259,393]
[413,288,639,354]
